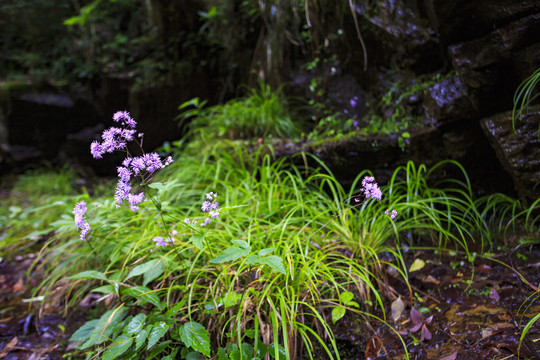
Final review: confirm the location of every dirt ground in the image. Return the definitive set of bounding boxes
[1,238,539,359]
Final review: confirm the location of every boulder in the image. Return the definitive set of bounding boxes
[480,110,540,203]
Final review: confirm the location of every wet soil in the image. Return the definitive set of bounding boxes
[0,253,83,360]
[1,241,539,359]
[332,242,540,360]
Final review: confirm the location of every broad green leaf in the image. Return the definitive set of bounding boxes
[339,291,354,304]
[209,246,249,264]
[143,261,164,286]
[229,350,241,360]
[125,314,146,335]
[147,340,171,359]
[69,319,98,342]
[91,285,116,295]
[125,259,159,281]
[245,255,260,265]
[222,291,241,308]
[241,342,254,358]
[255,341,268,358]
[102,334,133,360]
[147,321,170,350]
[69,270,108,281]
[190,235,204,251]
[268,343,287,360]
[123,286,161,310]
[186,352,201,360]
[79,308,126,350]
[178,321,210,356]
[258,255,286,274]
[409,258,425,272]
[331,306,346,323]
[230,239,251,251]
[217,347,229,360]
[258,248,275,256]
[135,327,149,350]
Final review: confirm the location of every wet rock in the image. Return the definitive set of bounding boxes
[449,13,540,72]
[7,88,99,163]
[424,0,540,45]
[352,0,443,72]
[480,110,540,203]
[423,76,478,125]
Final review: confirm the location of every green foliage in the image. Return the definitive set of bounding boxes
[512,66,540,137]
[185,82,299,140]
[9,141,536,359]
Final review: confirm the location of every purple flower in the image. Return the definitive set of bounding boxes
[184,218,190,224]
[385,209,398,219]
[117,167,131,182]
[73,201,87,228]
[115,180,132,205]
[201,201,211,212]
[90,141,104,159]
[143,153,164,173]
[206,192,217,200]
[209,210,220,219]
[362,176,382,201]
[128,192,145,211]
[350,96,358,107]
[113,111,137,128]
[80,222,91,241]
[73,201,90,240]
[153,237,169,248]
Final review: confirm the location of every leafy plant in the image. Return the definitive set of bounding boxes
[185,82,299,140]
[512,66,540,137]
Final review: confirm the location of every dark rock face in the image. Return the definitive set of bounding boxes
[481,110,540,203]
[5,88,99,169]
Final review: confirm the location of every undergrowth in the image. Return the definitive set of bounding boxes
[2,141,538,360]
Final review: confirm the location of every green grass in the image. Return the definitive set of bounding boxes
[3,141,538,359]
[185,82,299,142]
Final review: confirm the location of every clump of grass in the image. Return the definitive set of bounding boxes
[0,167,79,253]
[26,140,539,360]
[185,82,299,141]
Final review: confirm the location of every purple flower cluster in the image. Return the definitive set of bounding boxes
[184,192,221,228]
[90,111,137,159]
[73,201,91,240]
[362,176,382,201]
[89,111,173,210]
[153,230,177,248]
[385,209,398,219]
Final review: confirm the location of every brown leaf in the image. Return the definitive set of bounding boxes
[489,288,500,302]
[12,278,25,293]
[410,307,423,326]
[420,323,432,341]
[416,274,441,285]
[0,337,18,359]
[390,296,405,321]
[365,337,381,360]
[439,350,458,360]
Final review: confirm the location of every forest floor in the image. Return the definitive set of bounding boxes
[0,239,539,359]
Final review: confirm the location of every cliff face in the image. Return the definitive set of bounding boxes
[1,1,539,201]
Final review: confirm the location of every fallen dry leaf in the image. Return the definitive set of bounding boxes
[409,258,425,272]
[421,323,432,341]
[439,350,457,360]
[365,336,381,360]
[0,337,18,359]
[416,274,441,285]
[12,278,25,293]
[390,296,405,321]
